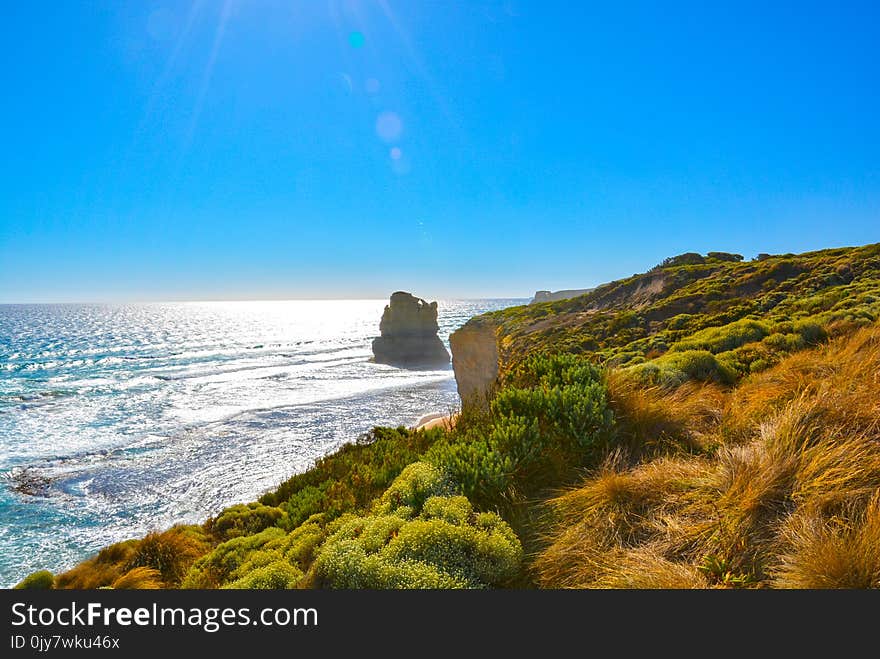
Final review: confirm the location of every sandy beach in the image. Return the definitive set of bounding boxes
[414,412,457,431]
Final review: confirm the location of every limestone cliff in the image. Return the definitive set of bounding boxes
[449,319,500,404]
[372,292,450,367]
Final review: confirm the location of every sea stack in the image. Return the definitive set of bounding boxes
[372,292,451,367]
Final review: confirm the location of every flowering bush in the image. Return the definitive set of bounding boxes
[224,561,302,589]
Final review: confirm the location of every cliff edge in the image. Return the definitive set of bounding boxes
[449,319,500,403]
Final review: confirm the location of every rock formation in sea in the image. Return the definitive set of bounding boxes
[372,292,451,367]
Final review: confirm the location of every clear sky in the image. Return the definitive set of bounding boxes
[1,1,878,302]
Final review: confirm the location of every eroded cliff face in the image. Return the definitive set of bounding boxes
[449,320,500,404]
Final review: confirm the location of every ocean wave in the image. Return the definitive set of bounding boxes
[150,353,368,383]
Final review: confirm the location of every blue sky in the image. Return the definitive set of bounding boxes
[1,1,878,302]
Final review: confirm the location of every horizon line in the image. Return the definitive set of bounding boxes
[0,295,534,306]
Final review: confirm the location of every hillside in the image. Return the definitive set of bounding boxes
[451,244,880,400]
[537,325,880,587]
[15,242,880,590]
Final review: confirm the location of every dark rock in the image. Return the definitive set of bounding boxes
[372,292,450,367]
[7,467,53,497]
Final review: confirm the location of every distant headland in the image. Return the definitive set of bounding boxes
[530,288,595,304]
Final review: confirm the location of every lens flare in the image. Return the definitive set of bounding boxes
[375,111,403,142]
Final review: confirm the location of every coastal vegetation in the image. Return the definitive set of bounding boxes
[482,242,879,377]
[536,325,880,587]
[16,243,880,589]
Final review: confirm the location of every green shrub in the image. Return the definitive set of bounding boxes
[260,426,444,523]
[426,428,523,503]
[275,516,327,566]
[632,350,736,387]
[317,539,470,588]
[314,471,522,589]
[716,343,774,376]
[181,527,286,589]
[383,514,521,585]
[657,252,706,268]
[14,570,54,590]
[763,332,803,352]
[224,562,302,589]
[707,252,744,263]
[502,351,603,389]
[210,503,285,540]
[280,485,328,530]
[669,319,769,354]
[374,461,453,514]
[427,353,611,504]
[231,517,329,586]
[793,319,826,345]
[667,314,697,330]
[750,358,770,373]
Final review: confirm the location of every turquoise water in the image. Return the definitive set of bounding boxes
[0,299,522,586]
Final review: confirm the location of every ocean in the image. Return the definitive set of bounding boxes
[0,299,523,586]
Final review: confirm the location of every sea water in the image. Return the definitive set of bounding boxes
[0,299,522,585]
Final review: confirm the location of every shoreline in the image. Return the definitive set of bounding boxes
[413,412,457,431]
[1,373,465,587]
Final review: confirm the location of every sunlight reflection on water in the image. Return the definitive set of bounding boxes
[0,298,523,585]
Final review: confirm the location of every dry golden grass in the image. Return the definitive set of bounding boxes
[55,526,211,589]
[535,323,880,589]
[54,540,140,589]
[604,371,724,457]
[773,495,880,588]
[592,549,710,589]
[124,527,210,586]
[110,566,164,590]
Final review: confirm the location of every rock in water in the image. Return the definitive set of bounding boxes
[372,292,451,367]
